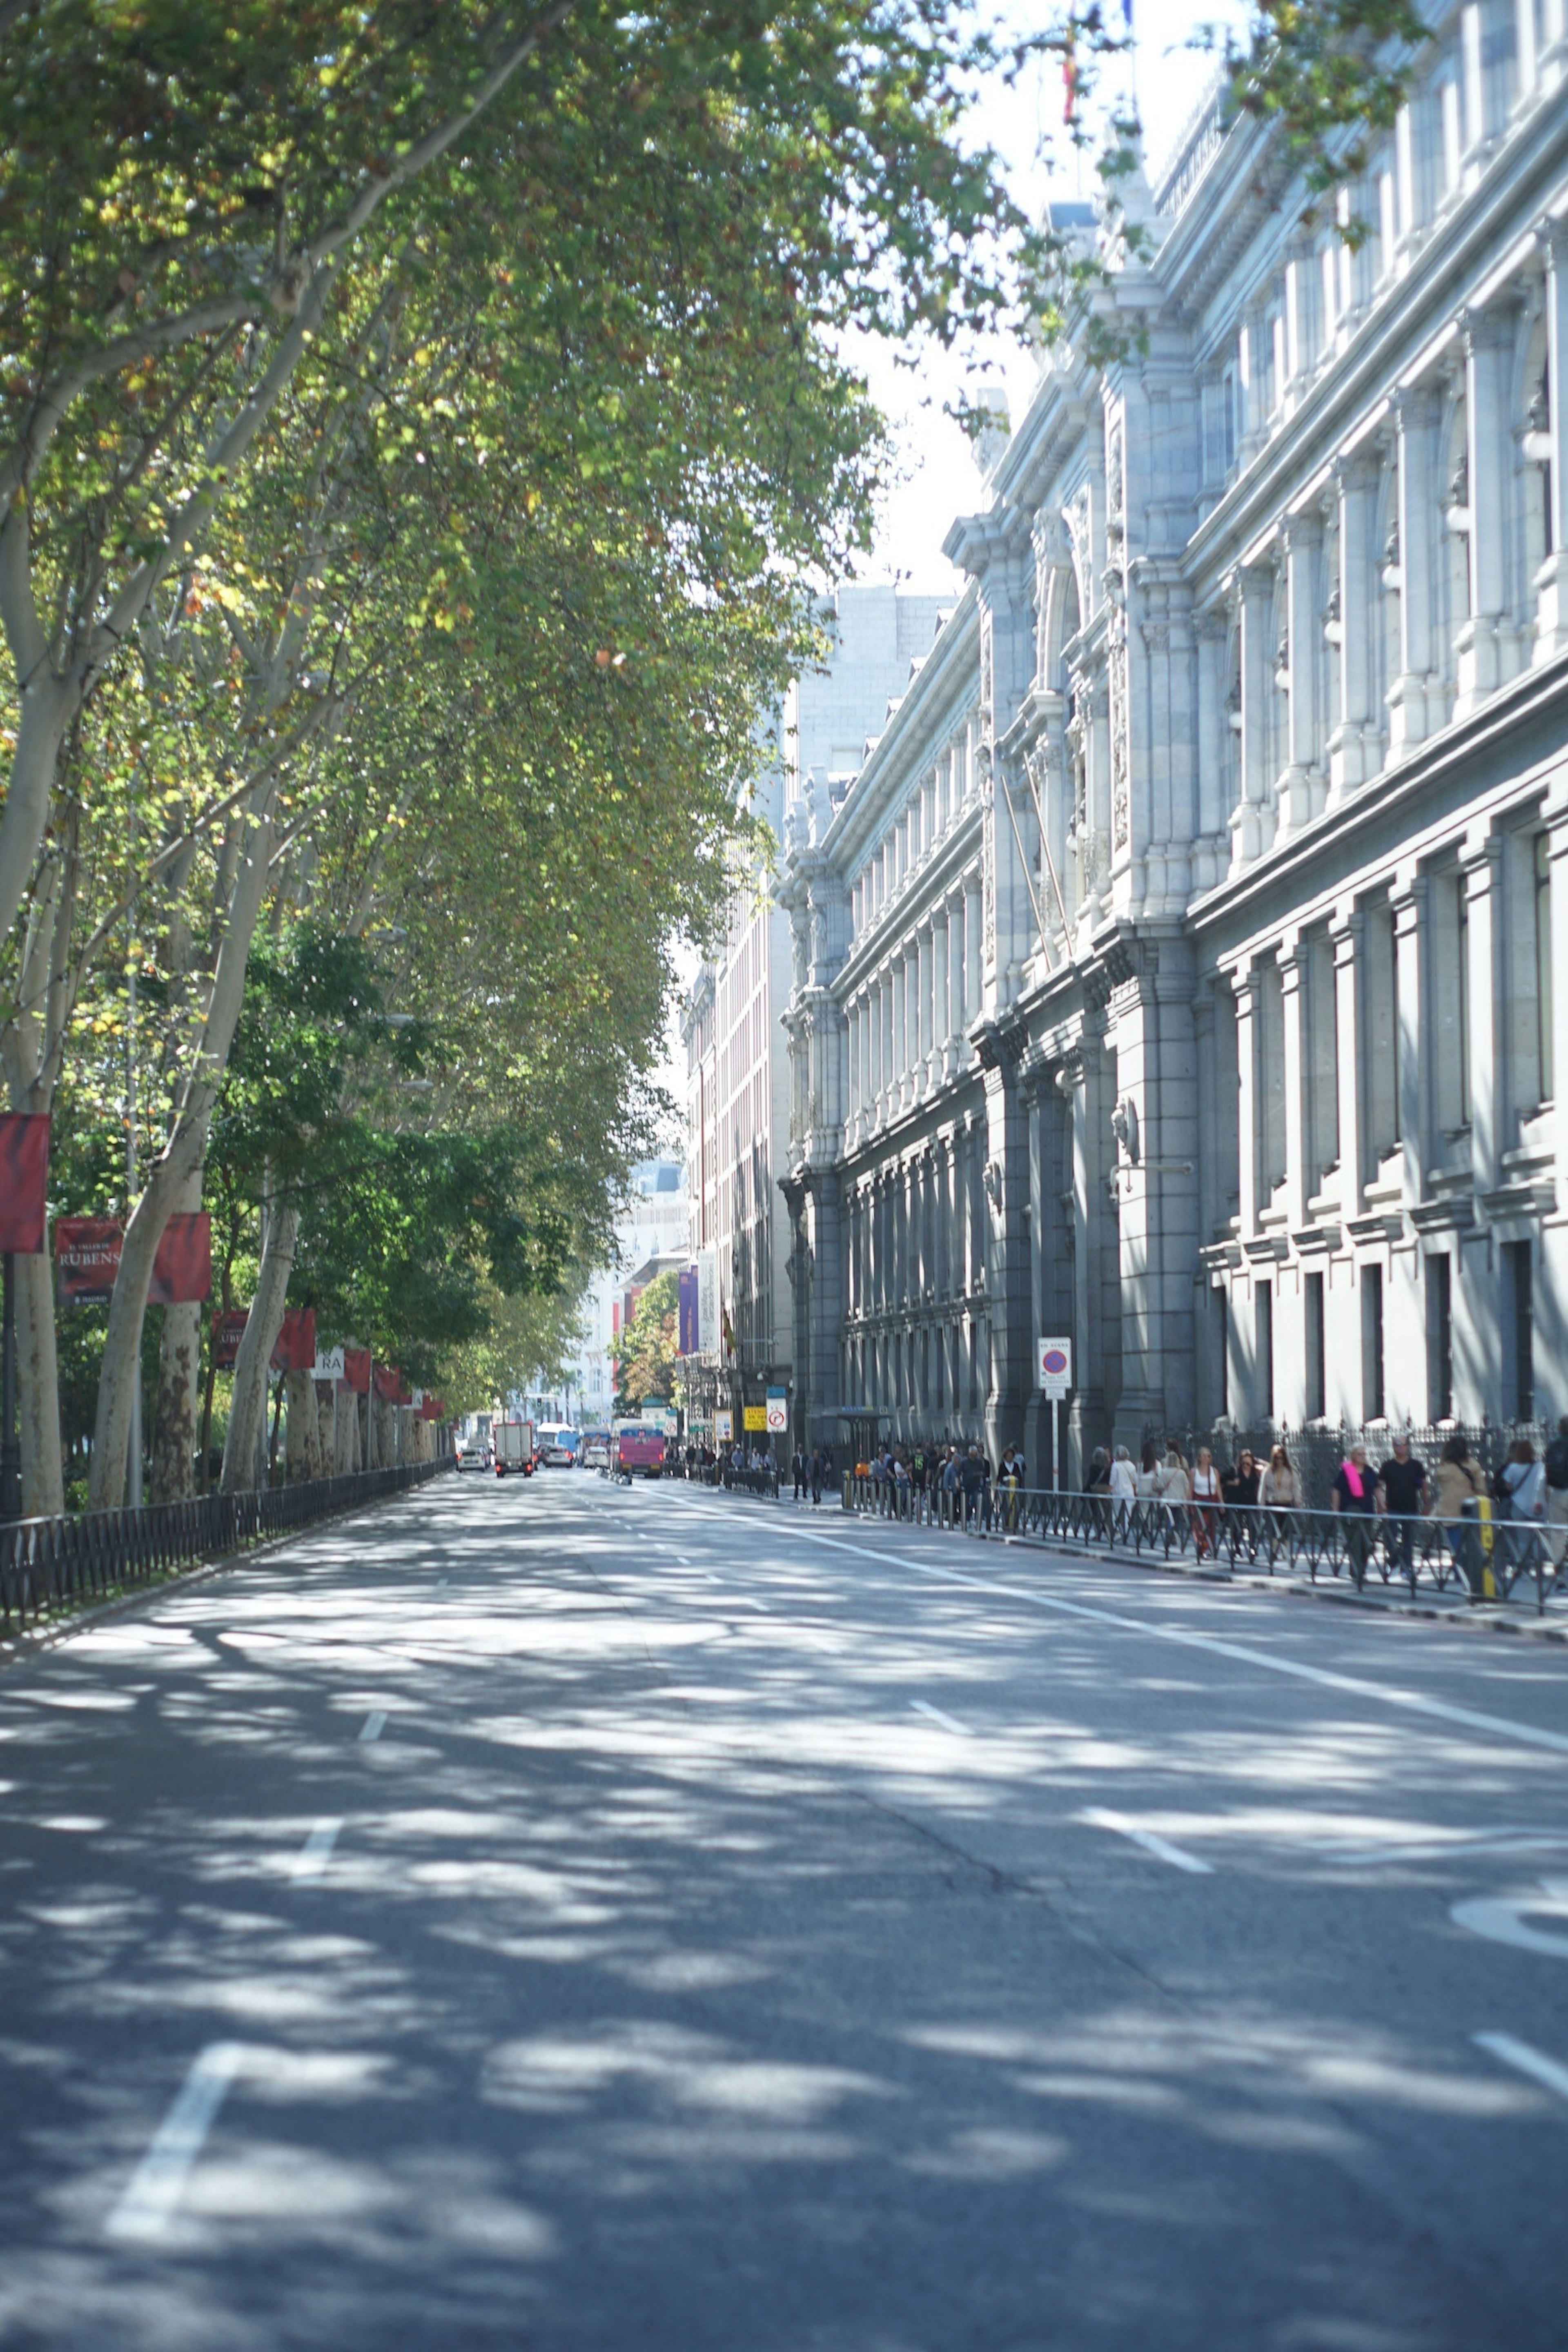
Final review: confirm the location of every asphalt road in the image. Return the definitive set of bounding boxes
[4,1472,1568,2351]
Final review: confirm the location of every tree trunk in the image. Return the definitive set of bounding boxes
[220,1203,298,1493]
[90,793,275,1510]
[148,1168,207,1504]
[284,1367,324,1483]
[149,1301,203,1503]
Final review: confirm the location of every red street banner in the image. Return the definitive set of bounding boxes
[0,1115,50,1254]
[211,1309,248,1370]
[270,1307,316,1372]
[373,1363,402,1401]
[420,1395,440,1421]
[342,1348,371,1396]
[56,1216,122,1305]
[150,1212,212,1305]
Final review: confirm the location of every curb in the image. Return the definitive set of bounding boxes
[0,1483,439,1673]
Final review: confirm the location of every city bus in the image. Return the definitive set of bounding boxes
[612,1423,666,1477]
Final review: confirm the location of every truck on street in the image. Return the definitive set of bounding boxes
[494,1420,535,1477]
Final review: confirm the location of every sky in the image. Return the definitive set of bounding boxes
[857,0,1250,592]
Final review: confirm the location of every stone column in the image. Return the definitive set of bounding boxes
[1536,220,1568,659]
[1458,307,1515,711]
[1328,454,1380,803]
[1278,935,1307,1231]
[1278,517,1324,836]
[1547,790,1568,1216]
[1230,561,1277,874]
[1390,869,1430,1204]
[1389,384,1443,748]
[965,881,984,1025]
[1460,827,1505,1194]
[1330,904,1368,1217]
[933,917,951,1071]
[1231,960,1261,1238]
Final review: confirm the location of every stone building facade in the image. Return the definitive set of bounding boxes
[779,7,1568,1476]
[682,586,947,1435]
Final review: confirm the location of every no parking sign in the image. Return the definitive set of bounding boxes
[1037,1337,1072,1396]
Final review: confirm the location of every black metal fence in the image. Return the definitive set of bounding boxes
[0,1459,452,1636]
[1171,1421,1551,1512]
[842,1475,1565,1615]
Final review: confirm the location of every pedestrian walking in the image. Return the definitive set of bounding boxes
[1109,1443,1136,1538]
[1221,1446,1261,1557]
[1084,1447,1111,1499]
[791,1445,806,1503]
[998,1443,1024,1531]
[1545,1416,1568,1573]
[1134,1442,1160,1501]
[1190,1446,1222,1558]
[1497,1438,1546,1586]
[1432,1434,1489,1594]
[809,1446,826,1507]
[1331,1443,1378,1579]
[1258,1444,1299,1509]
[1375,1433,1428,1577]
[960,1443,989,1530]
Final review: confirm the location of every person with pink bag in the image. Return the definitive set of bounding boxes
[1331,1442,1378,1579]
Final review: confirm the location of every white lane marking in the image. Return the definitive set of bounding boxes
[1082,1808,1214,1875]
[1451,1880,1568,1959]
[1474,2031,1568,2101]
[434,1577,448,1593]
[292,1819,342,1882]
[910,1699,973,1737]
[105,2041,246,2241]
[358,1710,387,1744]
[673,1511,1568,1761]
[735,1598,769,1613]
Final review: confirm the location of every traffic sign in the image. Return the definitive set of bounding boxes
[1037,1336,1072,1396]
[765,1385,788,1434]
[715,1409,734,1442]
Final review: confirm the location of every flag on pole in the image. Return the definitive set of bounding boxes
[0,1115,49,1253]
[1062,20,1079,126]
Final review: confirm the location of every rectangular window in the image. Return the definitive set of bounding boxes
[1427,1253,1453,1422]
[1305,1270,1326,1421]
[1505,1240,1535,1420]
[1256,1280,1274,1419]
[1362,1263,1385,1421]
[1535,830,1554,1102]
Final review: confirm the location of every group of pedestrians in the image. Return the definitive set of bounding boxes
[1326,1424,1568,1592]
[859,1440,1028,1530]
[788,1446,833,1506]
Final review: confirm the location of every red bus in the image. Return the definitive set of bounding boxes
[612,1425,666,1477]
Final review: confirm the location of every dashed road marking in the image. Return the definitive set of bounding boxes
[910,1699,973,1737]
[358,1710,386,1744]
[1080,1808,1214,1875]
[292,1819,342,1882]
[1474,2030,1568,2101]
[105,2041,246,2241]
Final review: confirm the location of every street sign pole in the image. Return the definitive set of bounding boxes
[1037,1336,1072,1500]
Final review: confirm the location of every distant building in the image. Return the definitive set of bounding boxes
[681,586,949,1441]
[569,1158,688,1423]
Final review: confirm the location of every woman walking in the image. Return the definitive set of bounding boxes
[1331,1443,1378,1582]
[1190,1445,1222,1558]
[1433,1434,1489,1598]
